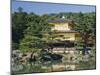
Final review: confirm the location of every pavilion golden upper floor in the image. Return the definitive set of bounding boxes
[43,18,80,42]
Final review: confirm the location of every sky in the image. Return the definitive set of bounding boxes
[12,1,96,15]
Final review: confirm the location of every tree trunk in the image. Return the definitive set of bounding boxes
[29,51,36,63]
[82,33,89,55]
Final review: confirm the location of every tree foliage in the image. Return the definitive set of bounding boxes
[19,13,52,53]
[12,7,28,44]
[74,12,96,54]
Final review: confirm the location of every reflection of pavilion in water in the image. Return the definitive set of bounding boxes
[41,60,77,72]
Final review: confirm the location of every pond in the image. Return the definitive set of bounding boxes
[11,52,96,74]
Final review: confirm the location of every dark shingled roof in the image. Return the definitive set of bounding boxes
[48,19,73,23]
